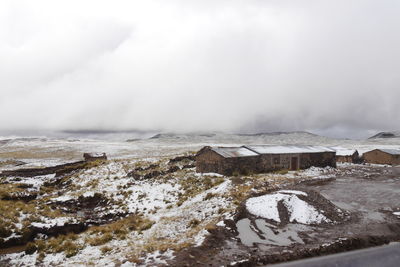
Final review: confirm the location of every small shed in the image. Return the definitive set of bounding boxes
[333,147,359,163]
[83,153,107,162]
[195,146,259,175]
[362,149,400,165]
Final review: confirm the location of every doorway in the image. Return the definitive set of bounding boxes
[291,157,298,170]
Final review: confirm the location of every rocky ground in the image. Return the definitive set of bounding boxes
[1,157,399,266]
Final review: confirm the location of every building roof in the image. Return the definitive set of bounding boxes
[211,147,259,158]
[377,148,400,155]
[243,145,335,155]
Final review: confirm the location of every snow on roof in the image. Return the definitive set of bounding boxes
[243,145,335,155]
[211,147,259,158]
[330,147,357,156]
[377,148,400,155]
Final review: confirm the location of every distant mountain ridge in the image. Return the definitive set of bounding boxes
[149,131,319,139]
[237,131,317,137]
[149,132,217,139]
[369,131,400,139]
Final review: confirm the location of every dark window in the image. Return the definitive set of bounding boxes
[273,157,280,164]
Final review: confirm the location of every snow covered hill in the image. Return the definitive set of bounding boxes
[369,131,400,139]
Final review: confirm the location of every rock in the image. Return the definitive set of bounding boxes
[143,164,158,171]
[134,164,158,172]
[144,170,163,179]
[168,155,195,164]
[127,171,142,180]
[182,164,195,169]
[166,166,180,173]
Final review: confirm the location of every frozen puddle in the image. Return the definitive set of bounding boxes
[237,218,309,247]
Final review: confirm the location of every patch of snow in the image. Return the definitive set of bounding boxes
[268,166,336,180]
[216,220,226,227]
[83,191,95,197]
[3,232,21,242]
[246,194,281,222]
[41,252,66,266]
[31,217,76,229]
[301,166,336,178]
[120,262,135,267]
[51,195,73,202]
[1,252,37,266]
[230,259,249,265]
[366,163,391,167]
[194,229,208,246]
[126,182,183,219]
[246,191,328,224]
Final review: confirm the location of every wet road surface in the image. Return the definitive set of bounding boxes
[269,242,400,267]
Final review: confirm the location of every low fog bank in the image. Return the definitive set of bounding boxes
[0,127,389,141]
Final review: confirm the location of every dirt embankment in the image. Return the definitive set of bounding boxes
[0,160,105,178]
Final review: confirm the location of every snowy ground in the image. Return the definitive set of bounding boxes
[0,163,346,266]
[1,132,400,266]
[1,131,400,170]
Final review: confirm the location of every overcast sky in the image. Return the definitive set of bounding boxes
[1,0,399,138]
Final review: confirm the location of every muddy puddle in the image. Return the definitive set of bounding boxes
[236,218,312,247]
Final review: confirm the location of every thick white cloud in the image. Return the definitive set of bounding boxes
[0,0,399,137]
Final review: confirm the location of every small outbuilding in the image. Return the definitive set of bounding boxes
[83,153,107,162]
[362,149,400,165]
[333,148,359,163]
[195,145,336,176]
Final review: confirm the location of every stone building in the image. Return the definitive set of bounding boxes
[362,149,400,165]
[195,146,260,176]
[195,145,336,175]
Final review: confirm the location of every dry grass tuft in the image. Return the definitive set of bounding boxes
[85,215,154,246]
[33,233,83,258]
